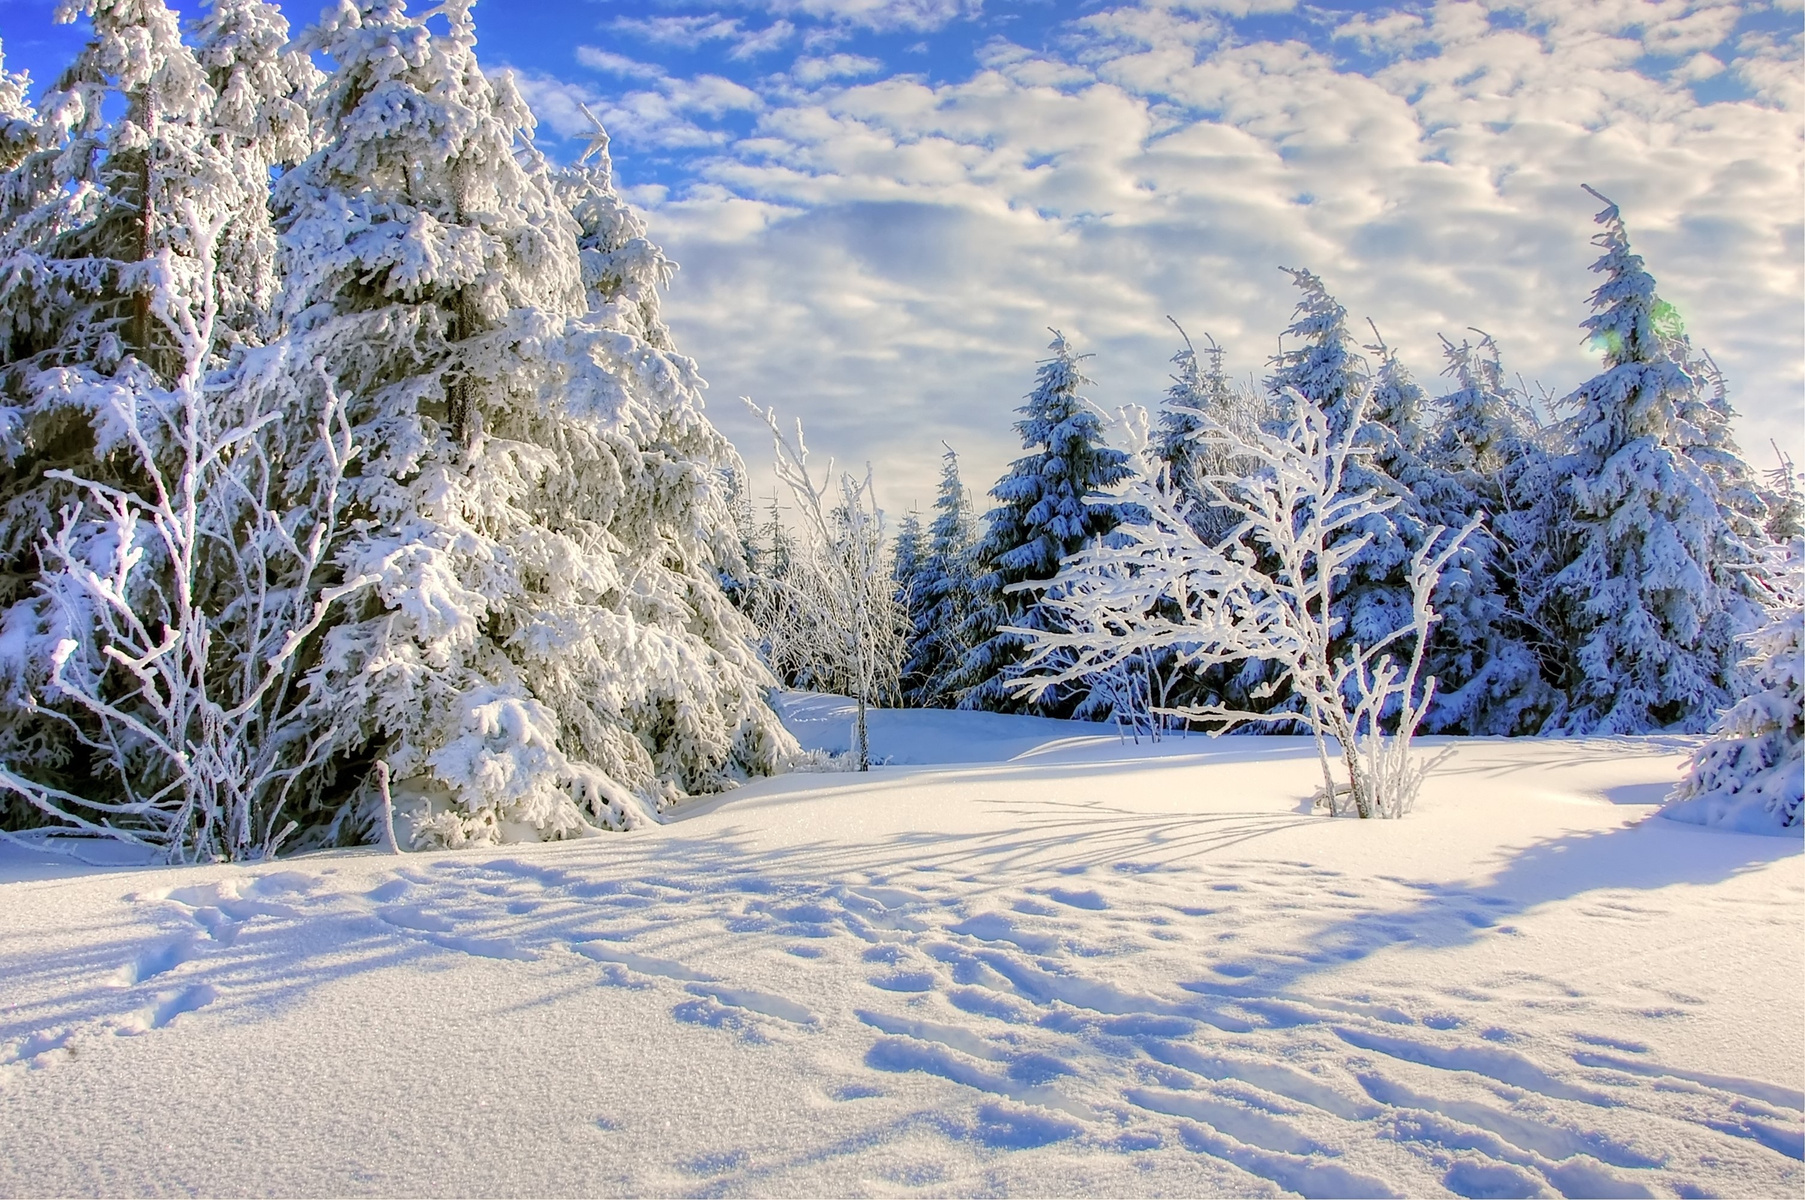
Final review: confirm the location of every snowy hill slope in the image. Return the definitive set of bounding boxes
[1,700,1800,1197]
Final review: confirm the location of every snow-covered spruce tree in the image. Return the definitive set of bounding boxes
[1017,400,1476,818]
[1765,448,1804,543]
[902,445,978,708]
[0,0,260,824]
[1672,346,1770,545]
[892,507,923,598]
[747,402,905,770]
[891,505,924,696]
[1518,189,1759,734]
[1416,331,1550,734]
[1267,268,1368,439]
[1665,542,1803,832]
[0,203,372,860]
[957,331,1134,716]
[254,0,788,847]
[191,0,322,347]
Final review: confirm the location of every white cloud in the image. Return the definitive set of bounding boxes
[525,0,1805,517]
[731,20,799,58]
[791,53,885,85]
[610,14,798,59]
[511,72,607,140]
[575,47,666,80]
[757,0,980,34]
[611,14,749,45]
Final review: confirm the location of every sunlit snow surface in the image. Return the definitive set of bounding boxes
[1,695,1800,1196]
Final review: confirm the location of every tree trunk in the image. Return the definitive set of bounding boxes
[375,760,402,854]
[856,693,870,772]
[1326,709,1373,818]
[136,96,156,373]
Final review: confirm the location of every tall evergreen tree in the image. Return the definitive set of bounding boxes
[957,331,1133,715]
[191,0,321,346]
[902,446,978,707]
[891,507,923,622]
[1518,188,1759,734]
[1266,267,1368,438]
[0,0,247,807]
[1417,332,1550,734]
[228,0,788,846]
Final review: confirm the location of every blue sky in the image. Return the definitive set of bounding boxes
[3,0,1801,514]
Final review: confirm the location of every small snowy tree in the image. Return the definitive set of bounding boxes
[902,445,978,708]
[1665,542,1803,833]
[746,401,905,771]
[1764,447,1803,543]
[958,331,1134,715]
[1518,188,1759,734]
[1015,397,1476,819]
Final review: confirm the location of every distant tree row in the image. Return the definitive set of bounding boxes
[740,190,1799,821]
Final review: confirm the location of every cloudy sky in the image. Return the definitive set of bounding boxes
[4,0,1801,514]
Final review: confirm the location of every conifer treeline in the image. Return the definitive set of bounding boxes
[791,198,1787,738]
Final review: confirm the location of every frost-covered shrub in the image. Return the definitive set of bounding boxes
[745,402,905,772]
[1016,396,1475,819]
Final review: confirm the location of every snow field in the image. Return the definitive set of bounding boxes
[0,701,1800,1197]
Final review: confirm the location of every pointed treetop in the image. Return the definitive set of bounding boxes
[1578,183,1686,369]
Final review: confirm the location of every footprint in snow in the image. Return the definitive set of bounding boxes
[116,984,217,1035]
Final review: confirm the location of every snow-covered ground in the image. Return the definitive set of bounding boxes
[2,695,1799,1197]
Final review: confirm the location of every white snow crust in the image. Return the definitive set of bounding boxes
[1,698,1799,1197]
